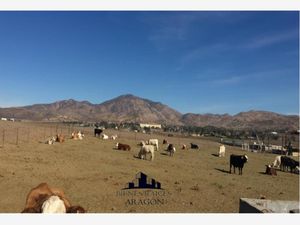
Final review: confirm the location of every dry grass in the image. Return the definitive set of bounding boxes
[0,121,298,213]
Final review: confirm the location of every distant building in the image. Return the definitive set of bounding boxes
[140,123,162,129]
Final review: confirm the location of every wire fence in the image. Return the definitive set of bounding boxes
[0,122,94,147]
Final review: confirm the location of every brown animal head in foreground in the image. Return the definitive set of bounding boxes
[21,183,86,213]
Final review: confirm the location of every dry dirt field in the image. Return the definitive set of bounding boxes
[0,121,299,213]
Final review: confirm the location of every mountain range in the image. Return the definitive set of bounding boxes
[0,94,298,131]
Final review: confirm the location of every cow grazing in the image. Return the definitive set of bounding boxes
[182,144,187,150]
[115,143,131,151]
[280,156,299,173]
[100,134,109,140]
[94,128,103,137]
[167,144,176,156]
[56,134,65,143]
[190,143,199,149]
[21,183,85,213]
[219,145,226,157]
[265,165,277,176]
[45,137,56,145]
[138,142,155,161]
[272,155,281,168]
[71,131,84,140]
[163,139,168,145]
[229,154,248,175]
[111,135,118,140]
[147,139,159,151]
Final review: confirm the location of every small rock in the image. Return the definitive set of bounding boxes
[111,207,116,211]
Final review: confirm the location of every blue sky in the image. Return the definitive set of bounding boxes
[0,11,298,115]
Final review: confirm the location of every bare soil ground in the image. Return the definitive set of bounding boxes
[0,121,299,213]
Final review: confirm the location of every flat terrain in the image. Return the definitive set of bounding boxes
[0,121,299,213]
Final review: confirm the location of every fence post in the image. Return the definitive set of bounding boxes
[16,128,19,146]
[27,128,30,143]
[2,129,4,148]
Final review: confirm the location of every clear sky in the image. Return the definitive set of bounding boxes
[0,11,298,115]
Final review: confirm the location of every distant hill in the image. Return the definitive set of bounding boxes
[93,94,182,124]
[0,94,298,131]
[181,111,299,131]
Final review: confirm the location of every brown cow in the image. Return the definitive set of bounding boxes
[163,139,168,144]
[265,165,277,176]
[115,143,131,151]
[21,183,85,213]
[56,134,65,143]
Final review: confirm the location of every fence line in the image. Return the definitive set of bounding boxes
[0,124,73,147]
[0,124,98,148]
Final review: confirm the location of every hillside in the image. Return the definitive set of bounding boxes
[0,94,298,131]
[181,111,299,131]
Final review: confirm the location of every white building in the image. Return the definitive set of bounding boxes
[140,123,162,129]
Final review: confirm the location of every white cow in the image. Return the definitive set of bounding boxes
[41,196,66,213]
[138,142,155,161]
[219,145,226,157]
[71,131,84,140]
[101,134,109,140]
[146,139,159,151]
[111,135,118,140]
[45,137,56,145]
[272,155,281,168]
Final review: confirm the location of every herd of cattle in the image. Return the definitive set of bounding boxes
[21,127,298,214]
[44,127,299,176]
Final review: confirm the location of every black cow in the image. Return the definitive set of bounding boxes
[94,128,103,137]
[229,154,248,175]
[190,143,199,149]
[280,156,299,173]
[166,144,176,156]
